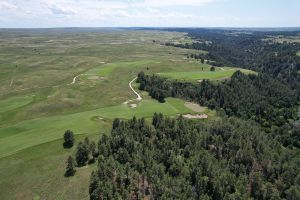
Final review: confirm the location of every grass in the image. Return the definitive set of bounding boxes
[85,60,154,77]
[0,29,213,199]
[297,51,300,56]
[0,97,197,158]
[263,35,300,44]
[0,96,33,113]
[0,134,99,200]
[158,67,256,81]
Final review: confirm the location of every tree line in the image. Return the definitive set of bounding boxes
[137,71,298,132]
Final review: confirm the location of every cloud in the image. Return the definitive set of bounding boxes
[2,0,289,28]
[0,1,17,10]
[47,4,77,15]
[139,0,214,7]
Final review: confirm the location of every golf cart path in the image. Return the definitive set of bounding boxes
[68,74,88,85]
[123,77,142,105]
[129,77,142,100]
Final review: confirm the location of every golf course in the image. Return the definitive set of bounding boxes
[0,29,252,199]
[0,30,214,199]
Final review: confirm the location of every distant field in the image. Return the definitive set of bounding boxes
[263,35,300,43]
[158,67,256,81]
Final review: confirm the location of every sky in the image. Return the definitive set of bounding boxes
[0,0,299,28]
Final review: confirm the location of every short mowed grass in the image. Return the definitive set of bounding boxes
[158,67,256,81]
[0,97,196,158]
[0,96,33,113]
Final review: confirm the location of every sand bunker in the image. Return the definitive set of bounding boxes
[183,114,208,119]
[130,104,137,108]
[184,102,205,112]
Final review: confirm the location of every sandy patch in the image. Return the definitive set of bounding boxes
[130,104,137,108]
[197,80,203,83]
[183,114,208,119]
[88,76,100,80]
[99,61,105,64]
[184,102,205,112]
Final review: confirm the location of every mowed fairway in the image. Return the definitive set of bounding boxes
[0,96,33,113]
[0,97,197,158]
[158,67,256,81]
[0,29,213,199]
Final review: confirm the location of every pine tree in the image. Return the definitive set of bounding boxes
[63,130,74,148]
[76,141,89,167]
[65,156,76,177]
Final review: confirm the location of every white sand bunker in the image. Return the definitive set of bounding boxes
[130,104,137,108]
[183,114,208,119]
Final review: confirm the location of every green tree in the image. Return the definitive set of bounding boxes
[63,130,74,148]
[65,156,76,177]
[76,141,89,167]
[286,186,300,200]
[90,141,97,158]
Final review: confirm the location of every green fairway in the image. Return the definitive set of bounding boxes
[0,97,200,158]
[0,96,33,113]
[85,60,154,77]
[158,67,256,81]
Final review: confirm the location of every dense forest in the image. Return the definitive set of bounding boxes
[77,29,300,199]
[136,71,298,132]
[87,115,300,200]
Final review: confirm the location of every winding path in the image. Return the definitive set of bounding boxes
[68,74,88,85]
[129,77,142,101]
[123,77,142,105]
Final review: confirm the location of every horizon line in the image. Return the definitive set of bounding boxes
[1,26,300,29]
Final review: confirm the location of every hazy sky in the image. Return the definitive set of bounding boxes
[0,0,299,28]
